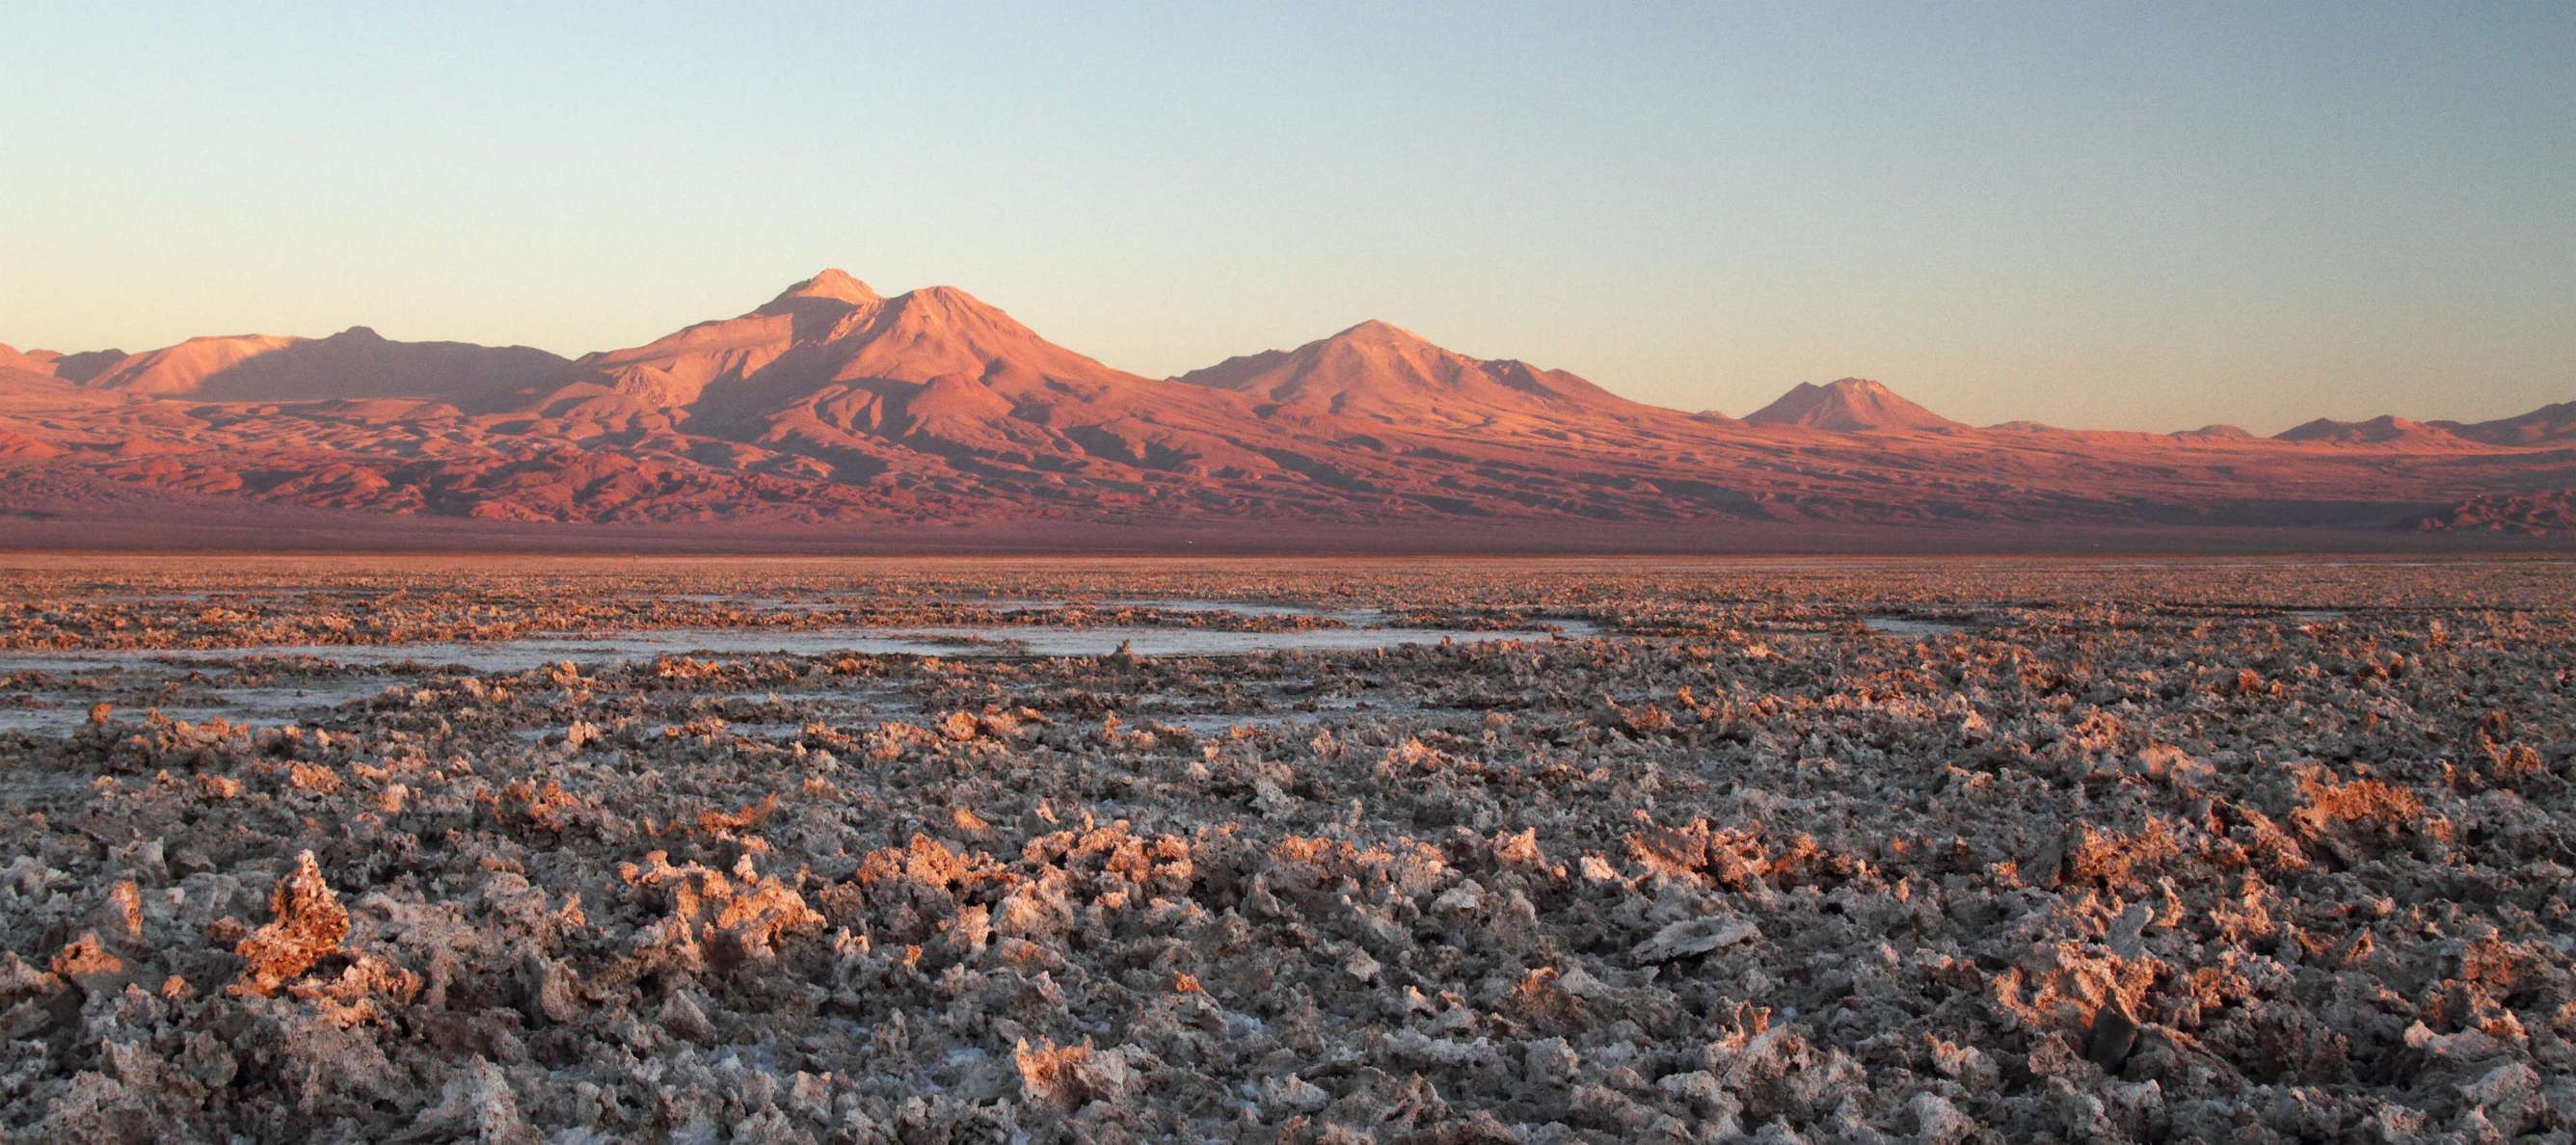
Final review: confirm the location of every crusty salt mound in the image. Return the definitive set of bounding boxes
[229,850,348,996]
[0,557,2570,1140]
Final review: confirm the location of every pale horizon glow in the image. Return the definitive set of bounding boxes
[5,2,2570,435]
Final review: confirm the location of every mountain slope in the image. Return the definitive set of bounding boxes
[1743,378,1961,432]
[83,334,308,395]
[0,344,57,376]
[41,349,129,384]
[2439,400,2576,446]
[1173,320,1664,433]
[188,328,568,405]
[2274,415,2483,450]
[64,329,567,406]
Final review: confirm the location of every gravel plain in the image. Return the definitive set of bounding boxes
[1,555,2571,1143]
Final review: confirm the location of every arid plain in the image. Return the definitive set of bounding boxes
[1,554,2568,1141]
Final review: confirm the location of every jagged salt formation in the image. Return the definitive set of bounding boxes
[0,558,2570,1140]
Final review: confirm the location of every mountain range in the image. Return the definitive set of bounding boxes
[3,269,2571,550]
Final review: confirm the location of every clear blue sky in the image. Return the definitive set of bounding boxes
[6,1,2569,432]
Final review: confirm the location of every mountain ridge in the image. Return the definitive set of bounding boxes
[5,269,2575,542]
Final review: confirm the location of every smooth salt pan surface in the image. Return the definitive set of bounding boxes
[1862,616,1970,637]
[0,621,1580,676]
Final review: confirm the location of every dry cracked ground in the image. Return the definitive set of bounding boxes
[0,555,2571,1142]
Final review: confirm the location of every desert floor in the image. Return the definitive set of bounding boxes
[0,555,2569,1141]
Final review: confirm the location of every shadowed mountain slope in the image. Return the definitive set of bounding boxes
[65,329,567,405]
[2439,400,2576,447]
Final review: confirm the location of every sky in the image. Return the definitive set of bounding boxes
[5,2,2570,433]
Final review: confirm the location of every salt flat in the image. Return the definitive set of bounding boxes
[0,555,2569,1140]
